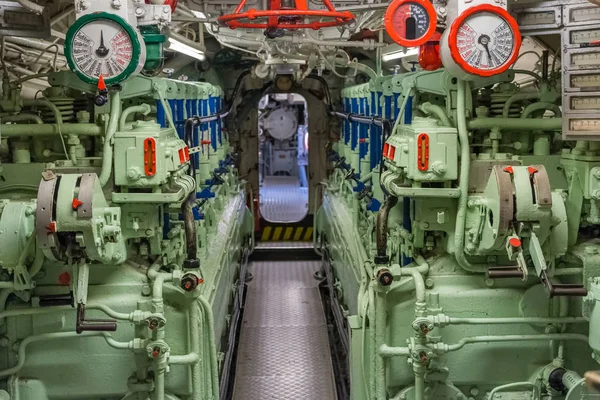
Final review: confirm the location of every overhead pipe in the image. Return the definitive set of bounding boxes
[16,0,44,15]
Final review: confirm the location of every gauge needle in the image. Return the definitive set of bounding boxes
[478,35,493,64]
[95,30,109,58]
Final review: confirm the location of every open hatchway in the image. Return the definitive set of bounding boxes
[258,93,309,224]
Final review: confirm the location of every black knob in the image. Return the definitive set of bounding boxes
[181,273,201,292]
[377,269,393,286]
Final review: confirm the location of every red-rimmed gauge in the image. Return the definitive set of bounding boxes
[447,4,521,77]
[384,0,437,47]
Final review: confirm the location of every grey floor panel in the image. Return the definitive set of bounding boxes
[249,260,319,289]
[233,260,336,400]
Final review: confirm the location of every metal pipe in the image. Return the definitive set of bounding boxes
[189,303,203,399]
[1,114,43,124]
[521,102,562,119]
[442,334,589,352]
[198,295,220,397]
[0,124,101,137]
[379,333,590,358]
[502,92,540,118]
[488,382,536,399]
[169,352,199,365]
[99,91,121,187]
[454,80,487,273]
[375,196,398,264]
[119,103,152,131]
[442,316,587,325]
[16,0,44,14]
[50,5,74,25]
[386,180,461,198]
[0,331,130,378]
[5,37,64,55]
[467,117,562,131]
[419,102,452,127]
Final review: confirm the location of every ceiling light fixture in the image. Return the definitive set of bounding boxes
[167,37,206,61]
[382,47,419,62]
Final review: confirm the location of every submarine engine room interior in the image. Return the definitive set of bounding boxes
[2,0,600,399]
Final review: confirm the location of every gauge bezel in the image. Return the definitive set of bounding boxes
[384,0,437,47]
[447,4,522,77]
[65,12,144,85]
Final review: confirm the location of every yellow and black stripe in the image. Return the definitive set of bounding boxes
[258,216,314,242]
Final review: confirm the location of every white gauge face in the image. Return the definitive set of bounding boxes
[71,19,134,80]
[455,11,515,72]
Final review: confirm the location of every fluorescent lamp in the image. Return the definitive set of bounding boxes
[190,10,207,19]
[382,47,419,62]
[167,38,206,61]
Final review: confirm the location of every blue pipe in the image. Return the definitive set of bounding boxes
[156,100,166,128]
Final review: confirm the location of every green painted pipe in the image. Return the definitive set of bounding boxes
[0,331,131,378]
[502,92,540,118]
[419,102,452,127]
[443,333,589,352]
[99,91,121,187]
[442,316,587,325]
[521,102,562,119]
[455,80,487,273]
[119,103,152,131]
[1,113,43,124]
[0,123,102,136]
[467,117,562,131]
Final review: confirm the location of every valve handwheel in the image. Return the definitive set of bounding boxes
[218,0,355,30]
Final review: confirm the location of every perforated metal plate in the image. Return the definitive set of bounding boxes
[260,176,309,223]
[233,260,337,400]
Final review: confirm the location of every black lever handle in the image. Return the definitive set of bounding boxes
[76,303,117,334]
[488,266,525,279]
[39,292,74,307]
[541,274,588,298]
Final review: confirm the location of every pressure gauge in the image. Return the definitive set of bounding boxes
[445,4,521,77]
[384,0,437,47]
[65,12,146,85]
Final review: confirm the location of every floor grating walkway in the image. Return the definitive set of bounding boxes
[233,260,337,400]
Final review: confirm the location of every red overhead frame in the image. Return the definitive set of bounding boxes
[447,4,522,77]
[217,0,356,30]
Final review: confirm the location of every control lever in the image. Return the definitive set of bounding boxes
[488,236,528,280]
[488,267,525,279]
[39,292,74,307]
[528,232,587,298]
[75,262,117,334]
[540,273,588,298]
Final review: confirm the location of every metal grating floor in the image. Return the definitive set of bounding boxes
[233,260,337,400]
[260,176,309,223]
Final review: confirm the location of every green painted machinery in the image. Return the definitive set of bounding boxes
[0,70,253,399]
[317,67,600,399]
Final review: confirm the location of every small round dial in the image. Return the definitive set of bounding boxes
[385,0,437,47]
[65,13,146,85]
[448,4,521,77]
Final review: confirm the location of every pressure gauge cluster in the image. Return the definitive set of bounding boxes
[384,0,437,47]
[441,4,521,78]
[65,12,146,85]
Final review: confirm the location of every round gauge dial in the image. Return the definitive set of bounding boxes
[276,75,293,91]
[385,0,437,47]
[448,4,521,77]
[65,13,146,85]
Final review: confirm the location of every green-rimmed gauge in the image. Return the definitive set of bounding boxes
[65,12,146,85]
